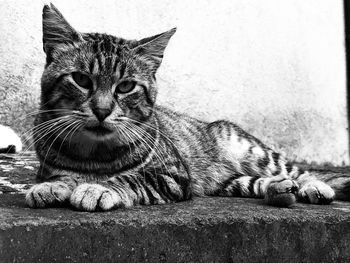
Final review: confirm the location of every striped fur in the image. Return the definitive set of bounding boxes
[26,4,349,211]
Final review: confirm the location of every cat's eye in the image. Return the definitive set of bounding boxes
[72,72,93,89]
[115,81,136,94]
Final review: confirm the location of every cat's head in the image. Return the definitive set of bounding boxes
[39,3,175,146]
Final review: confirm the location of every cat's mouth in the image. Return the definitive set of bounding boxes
[84,123,114,135]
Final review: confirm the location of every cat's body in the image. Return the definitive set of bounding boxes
[26,4,350,211]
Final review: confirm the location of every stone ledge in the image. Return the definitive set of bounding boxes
[1,153,350,262]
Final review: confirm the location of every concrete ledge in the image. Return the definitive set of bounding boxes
[1,153,350,262]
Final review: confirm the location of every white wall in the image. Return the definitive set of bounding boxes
[0,0,348,165]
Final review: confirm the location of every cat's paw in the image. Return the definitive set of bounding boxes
[265,179,299,207]
[298,180,335,204]
[70,184,129,212]
[26,182,72,208]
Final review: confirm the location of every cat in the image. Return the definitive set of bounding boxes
[0,125,22,154]
[26,4,349,211]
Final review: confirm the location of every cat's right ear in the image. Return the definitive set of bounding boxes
[42,3,83,61]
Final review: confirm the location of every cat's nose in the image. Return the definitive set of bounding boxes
[92,108,112,122]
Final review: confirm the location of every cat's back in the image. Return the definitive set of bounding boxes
[154,106,257,163]
[154,105,260,152]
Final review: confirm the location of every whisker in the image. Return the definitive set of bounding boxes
[21,117,74,153]
[20,116,71,144]
[68,122,85,148]
[56,121,84,159]
[131,124,172,176]
[123,117,177,150]
[17,121,73,165]
[19,118,71,155]
[120,122,159,176]
[40,119,79,177]
[122,121,172,176]
[117,122,146,176]
[20,116,72,151]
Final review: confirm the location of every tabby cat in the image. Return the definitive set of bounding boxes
[26,4,349,211]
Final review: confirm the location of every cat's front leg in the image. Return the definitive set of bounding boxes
[69,183,128,211]
[26,177,77,208]
[70,170,191,212]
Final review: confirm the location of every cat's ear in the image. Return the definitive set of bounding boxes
[42,3,83,59]
[133,28,176,72]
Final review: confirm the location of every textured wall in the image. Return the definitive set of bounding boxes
[0,0,348,165]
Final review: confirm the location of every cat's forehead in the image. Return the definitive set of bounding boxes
[83,33,135,53]
[51,32,149,79]
[76,33,138,77]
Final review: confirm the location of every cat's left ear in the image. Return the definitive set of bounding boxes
[133,28,176,72]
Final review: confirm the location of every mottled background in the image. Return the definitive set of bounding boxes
[0,0,348,165]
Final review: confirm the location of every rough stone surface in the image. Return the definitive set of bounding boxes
[0,0,348,165]
[1,153,350,262]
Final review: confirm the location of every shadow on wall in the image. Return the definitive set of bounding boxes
[0,0,348,165]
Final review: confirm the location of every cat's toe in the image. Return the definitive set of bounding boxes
[265,179,298,207]
[70,184,122,212]
[298,181,335,204]
[26,182,71,208]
